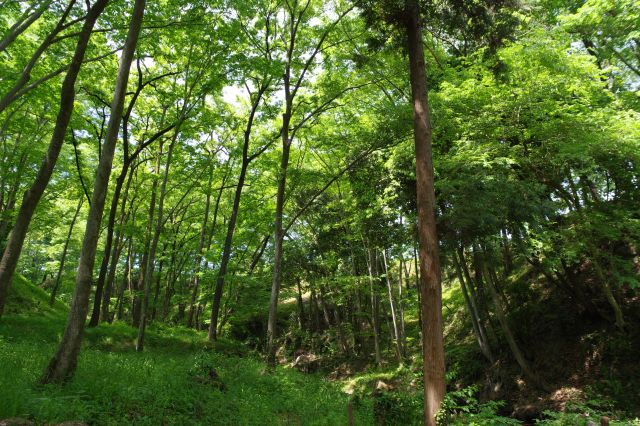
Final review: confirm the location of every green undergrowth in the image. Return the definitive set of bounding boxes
[3,274,68,317]
[0,314,372,425]
[0,279,372,425]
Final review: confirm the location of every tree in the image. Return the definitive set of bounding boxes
[41,0,146,383]
[404,1,446,424]
[0,0,109,318]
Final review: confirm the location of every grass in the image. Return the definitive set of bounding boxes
[0,278,373,425]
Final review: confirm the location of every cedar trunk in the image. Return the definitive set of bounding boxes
[405,1,446,424]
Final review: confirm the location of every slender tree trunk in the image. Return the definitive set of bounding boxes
[188,165,213,327]
[481,256,547,390]
[40,0,145,383]
[50,197,83,305]
[115,236,132,321]
[162,236,178,320]
[591,254,625,329]
[397,249,407,354]
[382,249,403,363]
[296,278,305,331]
[89,161,131,325]
[0,0,108,318]
[266,79,293,366]
[151,257,164,321]
[208,82,268,341]
[209,161,248,340]
[453,252,493,363]
[265,153,288,360]
[501,229,513,275]
[405,2,446,423]
[137,131,176,351]
[364,245,382,366]
[100,167,136,322]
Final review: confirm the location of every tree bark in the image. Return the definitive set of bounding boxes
[208,81,269,340]
[0,0,108,319]
[115,235,133,322]
[100,165,136,322]
[187,164,213,327]
[88,160,131,326]
[382,249,403,363]
[137,131,175,351]
[482,258,547,390]
[453,251,494,363]
[405,1,446,423]
[41,0,145,383]
[364,245,382,366]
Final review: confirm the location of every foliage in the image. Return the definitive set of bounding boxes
[0,312,372,425]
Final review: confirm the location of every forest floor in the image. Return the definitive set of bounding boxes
[2,275,639,425]
[0,276,372,425]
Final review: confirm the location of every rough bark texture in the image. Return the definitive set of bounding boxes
[0,0,107,319]
[41,0,145,383]
[405,1,446,424]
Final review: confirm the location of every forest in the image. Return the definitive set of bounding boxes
[0,0,638,424]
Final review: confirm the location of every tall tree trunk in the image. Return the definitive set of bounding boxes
[40,0,145,383]
[266,135,290,365]
[296,278,305,331]
[100,166,136,322]
[137,131,176,351]
[151,256,164,321]
[382,249,403,363]
[453,251,494,363]
[364,245,382,366]
[50,197,83,305]
[208,81,268,341]
[481,256,547,390]
[115,235,132,322]
[89,161,131,325]
[209,159,249,341]
[266,37,297,363]
[405,2,446,423]
[188,165,213,327]
[397,248,407,354]
[0,0,108,318]
[162,235,178,320]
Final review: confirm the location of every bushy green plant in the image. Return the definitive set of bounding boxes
[437,386,519,426]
